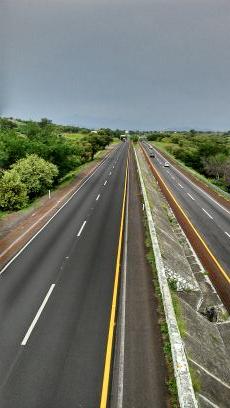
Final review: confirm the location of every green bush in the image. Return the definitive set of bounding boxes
[0,118,115,212]
[0,170,28,210]
[11,154,59,198]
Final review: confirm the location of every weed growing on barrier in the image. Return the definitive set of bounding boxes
[171,293,187,338]
[168,278,178,292]
[189,366,201,394]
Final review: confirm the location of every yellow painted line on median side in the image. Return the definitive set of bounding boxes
[100,156,129,408]
[141,145,230,285]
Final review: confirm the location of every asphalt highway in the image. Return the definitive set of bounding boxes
[0,141,128,408]
[111,147,168,408]
[142,142,230,276]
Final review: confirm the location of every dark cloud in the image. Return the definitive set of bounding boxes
[2,0,230,129]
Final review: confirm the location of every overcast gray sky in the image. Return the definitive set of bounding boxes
[1,0,230,130]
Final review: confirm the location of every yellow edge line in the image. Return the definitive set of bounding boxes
[141,145,230,284]
[100,156,129,408]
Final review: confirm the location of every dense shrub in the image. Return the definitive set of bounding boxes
[11,154,59,198]
[0,117,115,211]
[0,170,28,210]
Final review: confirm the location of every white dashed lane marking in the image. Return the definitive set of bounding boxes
[21,284,55,346]
[104,180,108,186]
[202,208,213,219]
[225,232,230,238]
[77,220,87,236]
[187,193,195,201]
[96,194,100,201]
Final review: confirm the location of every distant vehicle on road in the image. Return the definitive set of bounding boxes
[164,161,169,167]
[149,152,155,158]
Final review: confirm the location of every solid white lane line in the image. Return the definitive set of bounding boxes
[104,180,108,186]
[187,193,195,201]
[21,284,55,346]
[178,183,184,189]
[117,169,129,408]
[96,194,100,201]
[225,232,230,238]
[77,220,87,236]
[202,208,213,219]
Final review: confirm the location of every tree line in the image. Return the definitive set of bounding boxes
[147,130,230,192]
[0,118,117,211]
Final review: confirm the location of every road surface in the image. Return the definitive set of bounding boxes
[142,142,230,278]
[111,148,168,408]
[0,142,128,408]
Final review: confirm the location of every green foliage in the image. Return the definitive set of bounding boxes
[0,118,17,131]
[202,153,229,180]
[168,278,178,291]
[171,293,187,338]
[0,125,90,178]
[130,135,138,143]
[61,125,80,133]
[0,139,9,168]
[147,132,165,142]
[154,131,230,192]
[22,121,41,138]
[82,133,113,159]
[173,146,201,170]
[189,129,196,136]
[0,131,31,166]
[39,117,52,127]
[0,170,28,210]
[0,117,115,213]
[11,154,58,197]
